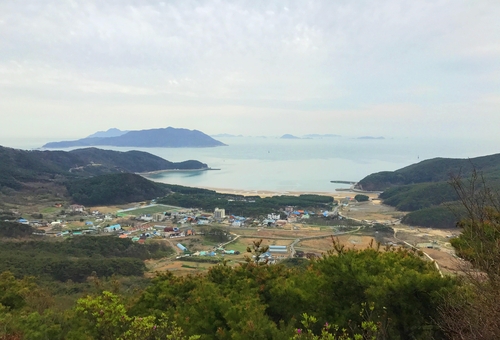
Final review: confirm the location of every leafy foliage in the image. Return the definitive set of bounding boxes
[66,173,171,205]
[158,192,333,217]
[0,221,37,238]
[0,145,206,191]
[358,153,500,192]
[0,237,173,282]
[354,194,369,202]
[401,203,467,228]
[379,182,458,211]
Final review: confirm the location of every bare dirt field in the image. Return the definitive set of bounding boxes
[297,235,378,254]
[342,201,404,223]
[234,228,332,239]
[422,248,463,274]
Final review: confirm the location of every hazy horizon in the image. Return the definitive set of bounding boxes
[1,1,499,142]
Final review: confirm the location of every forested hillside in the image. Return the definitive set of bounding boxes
[0,231,173,282]
[157,192,334,217]
[357,153,500,228]
[0,145,207,191]
[357,153,500,191]
[66,173,172,205]
[0,244,455,339]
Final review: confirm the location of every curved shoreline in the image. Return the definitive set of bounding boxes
[138,167,219,175]
[190,186,380,199]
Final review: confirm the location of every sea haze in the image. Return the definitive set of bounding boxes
[8,136,499,194]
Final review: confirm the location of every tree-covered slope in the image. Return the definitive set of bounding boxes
[401,203,467,229]
[356,153,500,228]
[0,146,207,190]
[379,182,458,211]
[69,148,207,173]
[357,153,500,191]
[66,173,171,205]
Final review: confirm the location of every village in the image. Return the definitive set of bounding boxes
[6,195,461,275]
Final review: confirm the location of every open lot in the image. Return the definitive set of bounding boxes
[297,235,378,254]
[342,201,404,223]
[117,204,181,217]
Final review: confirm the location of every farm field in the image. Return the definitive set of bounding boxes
[296,235,377,254]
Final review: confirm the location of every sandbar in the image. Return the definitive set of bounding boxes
[195,186,380,200]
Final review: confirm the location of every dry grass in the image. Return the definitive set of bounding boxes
[297,235,377,253]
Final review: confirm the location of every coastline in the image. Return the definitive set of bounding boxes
[194,186,380,200]
[138,167,217,175]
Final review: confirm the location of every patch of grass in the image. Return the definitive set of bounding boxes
[181,264,197,269]
[229,240,250,253]
[40,206,60,214]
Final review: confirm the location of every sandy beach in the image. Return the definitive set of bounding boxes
[196,186,380,200]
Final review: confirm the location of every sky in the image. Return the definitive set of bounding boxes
[1,0,499,143]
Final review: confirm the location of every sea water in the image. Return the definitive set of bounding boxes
[4,136,499,194]
[138,136,499,193]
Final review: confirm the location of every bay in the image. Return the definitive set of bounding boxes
[3,136,498,195]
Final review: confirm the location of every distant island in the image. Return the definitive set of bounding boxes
[210,133,243,138]
[280,134,301,140]
[357,136,385,140]
[43,127,226,148]
[303,134,341,138]
[86,128,129,138]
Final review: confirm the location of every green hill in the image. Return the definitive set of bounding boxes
[0,146,207,191]
[357,153,500,228]
[357,153,500,191]
[66,173,171,206]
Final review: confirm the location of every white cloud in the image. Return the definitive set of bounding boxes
[0,0,499,140]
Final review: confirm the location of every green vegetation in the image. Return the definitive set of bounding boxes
[2,222,496,339]
[0,221,38,238]
[379,182,458,211]
[0,145,206,198]
[158,192,333,217]
[0,236,174,282]
[401,203,467,229]
[356,153,500,228]
[66,173,171,206]
[437,177,500,338]
[357,153,500,192]
[354,194,369,202]
[204,227,231,243]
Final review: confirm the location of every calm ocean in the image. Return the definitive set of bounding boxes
[4,136,499,194]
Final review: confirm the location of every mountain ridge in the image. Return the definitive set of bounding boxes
[0,146,208,191]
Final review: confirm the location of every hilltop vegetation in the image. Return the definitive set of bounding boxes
[0,243,455,339]
[66,173,171,206]
[357,153,500,228]
[0,233,173,282]
[0,146,207,192]
[357,153,500,192]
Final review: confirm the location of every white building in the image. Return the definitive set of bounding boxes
[214,208,226,220]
